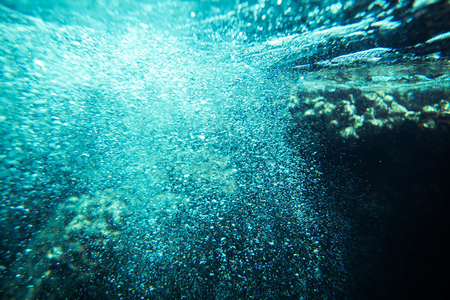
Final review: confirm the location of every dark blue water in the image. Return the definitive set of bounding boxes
[1,1,449,299]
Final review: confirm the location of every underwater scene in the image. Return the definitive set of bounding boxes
[1,0,449,299]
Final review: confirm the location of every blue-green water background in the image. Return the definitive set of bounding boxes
[1,0,450,299]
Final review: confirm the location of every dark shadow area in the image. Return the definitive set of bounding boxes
[288,120,450,299]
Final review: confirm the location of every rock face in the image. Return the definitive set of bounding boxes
[1,190,129,300]
[287,62,450,139]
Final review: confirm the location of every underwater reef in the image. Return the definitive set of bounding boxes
[288,61,450,139]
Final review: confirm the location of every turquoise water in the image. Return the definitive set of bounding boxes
[1,1,449,299]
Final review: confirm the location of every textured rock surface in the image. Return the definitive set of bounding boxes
[1,190,129,299]
[287,61,450,138]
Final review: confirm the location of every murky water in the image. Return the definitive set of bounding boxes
[1,1,449,299]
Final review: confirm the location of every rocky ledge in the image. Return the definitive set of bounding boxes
[287,61,450,139]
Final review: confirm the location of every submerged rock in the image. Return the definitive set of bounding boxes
[1,190,129,299]
[288,61,450,139]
